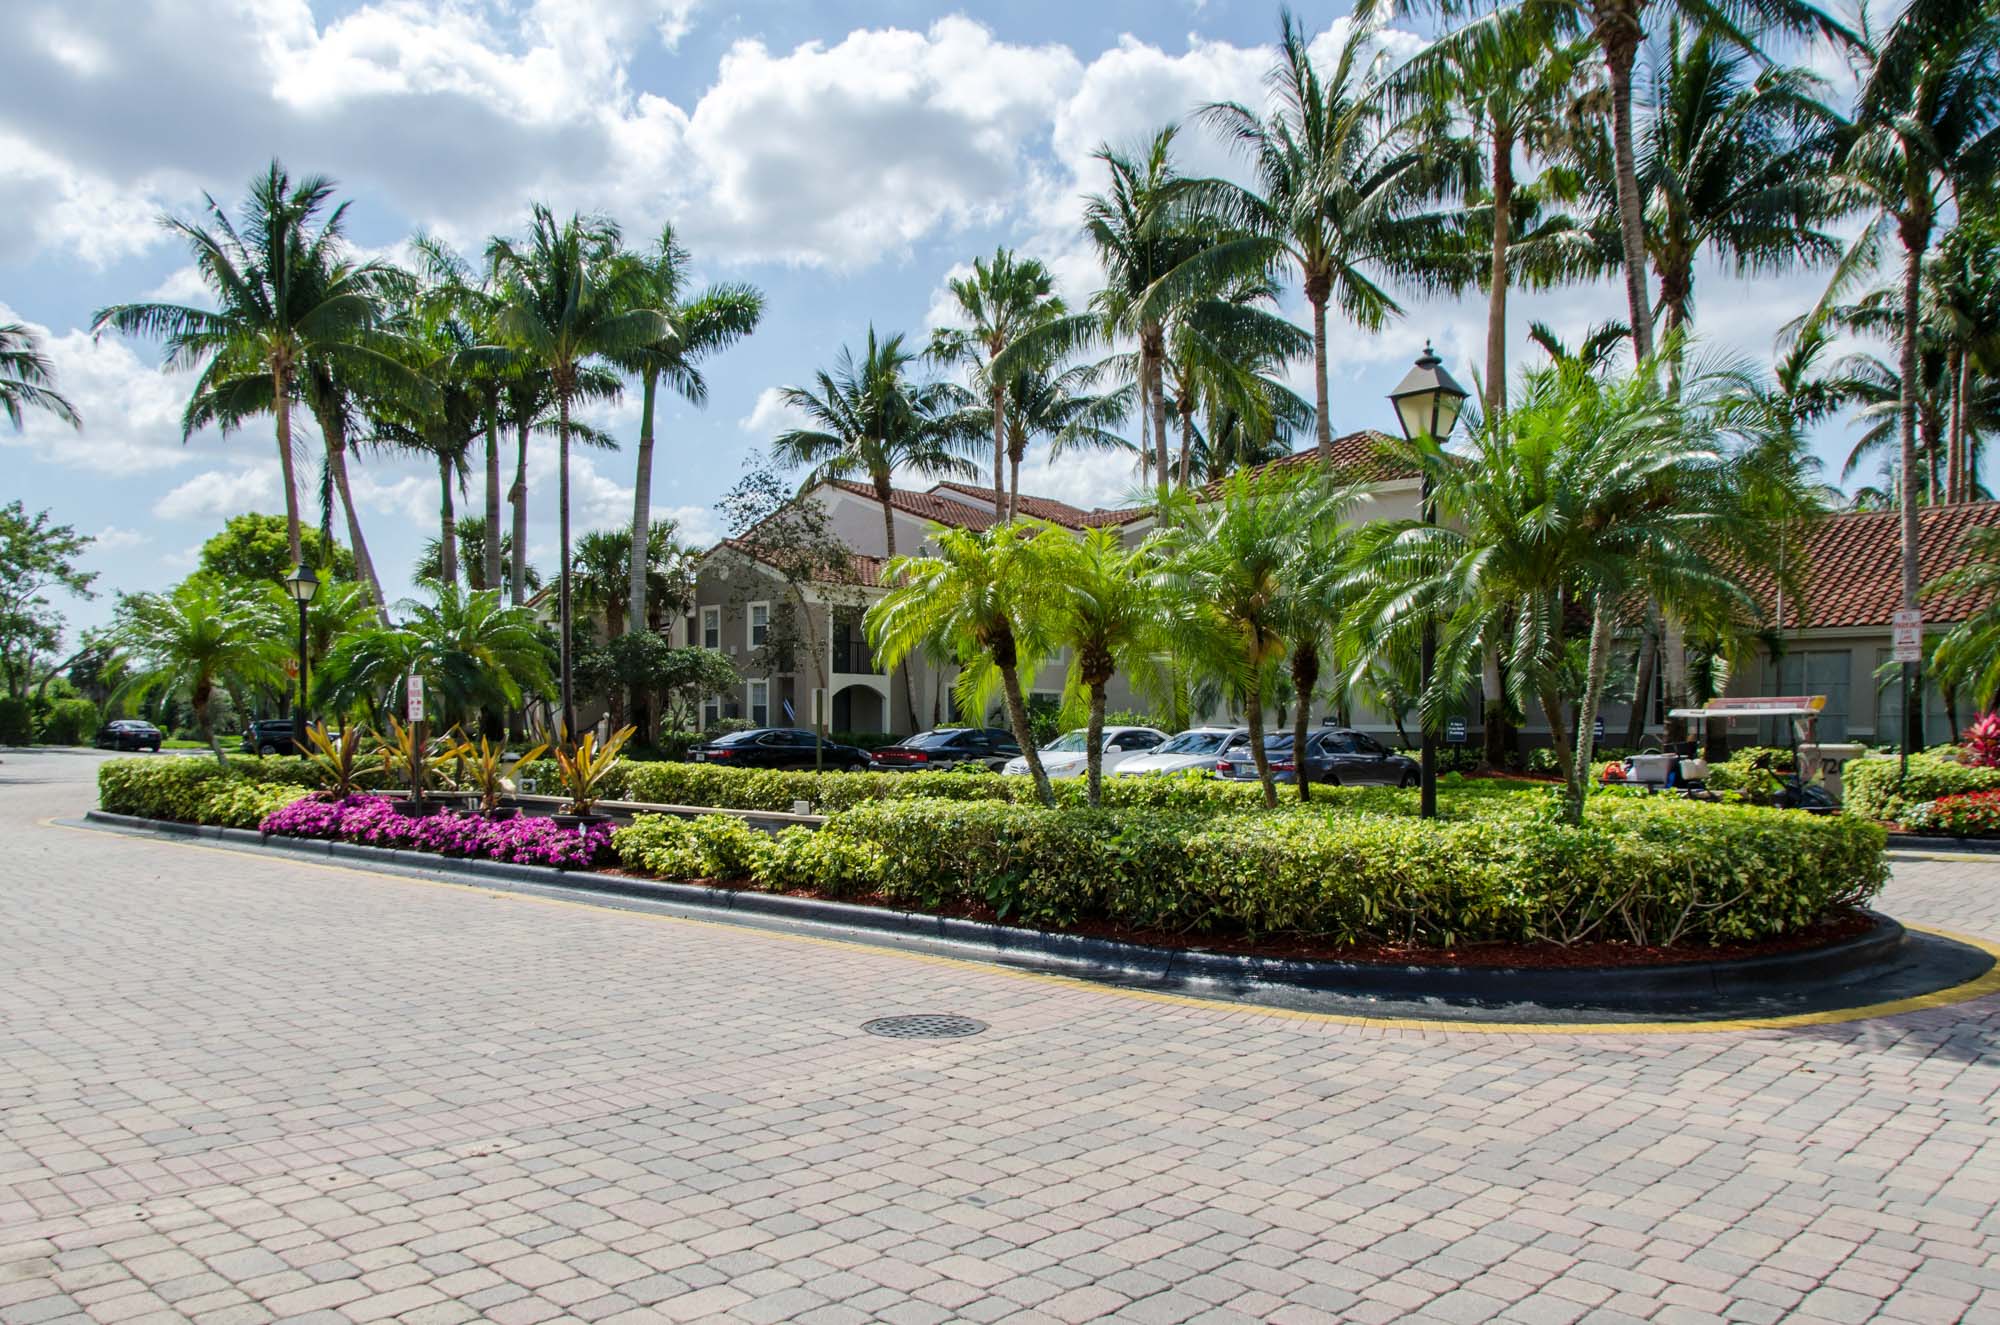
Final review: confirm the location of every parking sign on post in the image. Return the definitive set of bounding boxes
[1892,609,1924,663]
[406,675,424,724]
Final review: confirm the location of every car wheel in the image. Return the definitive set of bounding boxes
[1398,771,1416,789]
[149,743,162,753]
[259,743,279,756]
[847,761,869,773]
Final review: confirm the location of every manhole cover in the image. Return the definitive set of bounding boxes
[863,1014,988,1040]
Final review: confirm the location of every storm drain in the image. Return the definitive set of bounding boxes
[862,1014,988,1040]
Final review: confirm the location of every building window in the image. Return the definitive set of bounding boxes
[700,605,721,651]
[748,678,769,727]
[701,695,722,730]
[749,601,770,649]
[1761,649,1852,744]
[1875,647,1954,743]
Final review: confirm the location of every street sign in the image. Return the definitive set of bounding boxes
[1593,717,1605,741]
[1892,609,1924,663]
[1445,716,1467,745]
[406,675,425,723]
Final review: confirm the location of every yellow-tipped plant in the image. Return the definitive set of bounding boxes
[546,724,636,816]
[302,721,373,800]
[374,718,473,806]
[461,734,549,814]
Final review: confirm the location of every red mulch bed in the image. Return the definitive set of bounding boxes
[594,866,1875,970]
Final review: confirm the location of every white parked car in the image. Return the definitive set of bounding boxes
[1001,726,1170,779]
[1108,726,1248,777]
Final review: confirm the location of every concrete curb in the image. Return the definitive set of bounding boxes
[79,808,1944,1017]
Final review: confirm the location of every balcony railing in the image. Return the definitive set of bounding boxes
[832,636,879,675]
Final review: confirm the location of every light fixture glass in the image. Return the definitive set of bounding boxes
[283,562,320,603]
[1387,342,1470,442]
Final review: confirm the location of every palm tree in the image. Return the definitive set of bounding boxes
[618,225,763,634]
[1388,5,1597,411]
[1200,11,1437,458]
[317,583,554,731]
[1038,525,1173,806]
[94,162,400,566]
[1348,353,1769,823]
[115,577,280,765]
[0,323,80,431]
[486,205,664,736]
[865,523,1059,805]
[1157,466,1345,808]
[415,516,538,594]
[1926,526,2000,707]
[1159,277,1313,485]
[1925,211,2000,502]
[928,248,1065,514]
[996,364,1133,510]
[773,328,978,728]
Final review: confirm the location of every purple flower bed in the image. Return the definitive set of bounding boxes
[260,795,614,870]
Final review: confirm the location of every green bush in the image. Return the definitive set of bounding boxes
[674,796,1886,947]
[37,697,99,745]
[1844,753,2000,822]
[0,696,31,745]
[97,757,311,826]
[611,813,772,880]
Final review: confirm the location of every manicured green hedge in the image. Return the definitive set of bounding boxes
[1843,754,2000,822]
[98,757,312,828]
[607,795,1885,948]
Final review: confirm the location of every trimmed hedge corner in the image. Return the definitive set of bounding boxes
[1844,754,2000,823]
[98,756,313,828]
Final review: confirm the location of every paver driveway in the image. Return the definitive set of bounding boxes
[3,748,1998,1324]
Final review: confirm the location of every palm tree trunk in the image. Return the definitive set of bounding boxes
[483,409,502,593]
[628,370,659,637]
[317,405,388,624]
[877,485,918,733]
[1085,679,1107,808]
[1485,131,1513,414]
[1597,11,1654,363]
[992,376,1007,516]
[1625,629,1656,748]
[1290,642,1319,803]
[1898,234,1926,754]
[510,418,530,608]
[1567,595,1615,825]
[271,361,303,566]
[1482,645,1508,769]
[1178,402,1194,488]
[1245,667,1276,809]
[1307,274,1333,465]
[1662,616,1688,743]
[1952,349,1969,504]
[1148,329,1170,490]
[437,455,458,589]
[1008,443,1022,524]
[996,652,1053,807]
[558,394,576,739]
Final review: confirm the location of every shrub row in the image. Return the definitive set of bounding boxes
[1843,754,2000,822]
[98,757,313,828]
[608,795,1886,949]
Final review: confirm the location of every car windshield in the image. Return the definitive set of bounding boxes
[1157,730,1230,755]
[1041,730,1091,754]
[903,730,967,749]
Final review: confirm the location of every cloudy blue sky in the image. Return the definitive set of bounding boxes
[2,0,1871,637]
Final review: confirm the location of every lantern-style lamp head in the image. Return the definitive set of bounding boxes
[283,562,320,604]
[1388,342,1470,443]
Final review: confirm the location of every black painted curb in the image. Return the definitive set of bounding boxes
[1886,833,2000,855]
[81,808,1931,1013]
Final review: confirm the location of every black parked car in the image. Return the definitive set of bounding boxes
[1213,727,1419,786]
[242,718,303,756]
[689,728,873,772]
[95,720,163,752]
[869,727,1021,772]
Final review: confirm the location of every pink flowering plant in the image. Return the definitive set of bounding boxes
[1962,712,2000,769]
[1902,788,2000,837]
[259,794,615,869]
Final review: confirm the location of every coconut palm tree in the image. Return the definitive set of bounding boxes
[1387,4,1599,411]
[486,205,664,736]
[1158,276,1314,485]
[1156,466,1346,808]
[618,225,763,634]
[1925,526,2000,707]
[0,323,80,431]
[94,162,402,566]
[865,522,1060,805]
[928,248,1065,514]
[317,583,554,731]
[114,577,281,765]
[996,364,1134,510]
[1198,11,1439,458]
[772,328,979,727]
[1036,525,1174,806]
[415,517,539,594]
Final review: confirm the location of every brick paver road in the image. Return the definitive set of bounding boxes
[3,749,1998,1324]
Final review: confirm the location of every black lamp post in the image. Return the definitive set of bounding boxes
[283,562,319,753]
[1388,342,1469,820]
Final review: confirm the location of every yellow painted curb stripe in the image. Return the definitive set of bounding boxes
[47,816,2000,1037]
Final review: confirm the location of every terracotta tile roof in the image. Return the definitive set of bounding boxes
[828,480,1000,530]
[719,538,886,588]
[1200,430,1415,496]
[925,479,1153,529]
[1743,502,2000,630]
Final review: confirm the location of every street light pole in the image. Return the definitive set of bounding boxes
[1387,343,1469,821]
[283,563,320,753]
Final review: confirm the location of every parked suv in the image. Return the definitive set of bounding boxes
[689,727,873,771]
[95,719,163,752]
[1214,728,1418,786]
[241,718,302,756]
[869,727,1021,772]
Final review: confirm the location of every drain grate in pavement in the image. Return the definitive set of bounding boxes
[863,1014,988,1039]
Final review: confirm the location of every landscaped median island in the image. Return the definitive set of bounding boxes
[96,755,1891,962]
